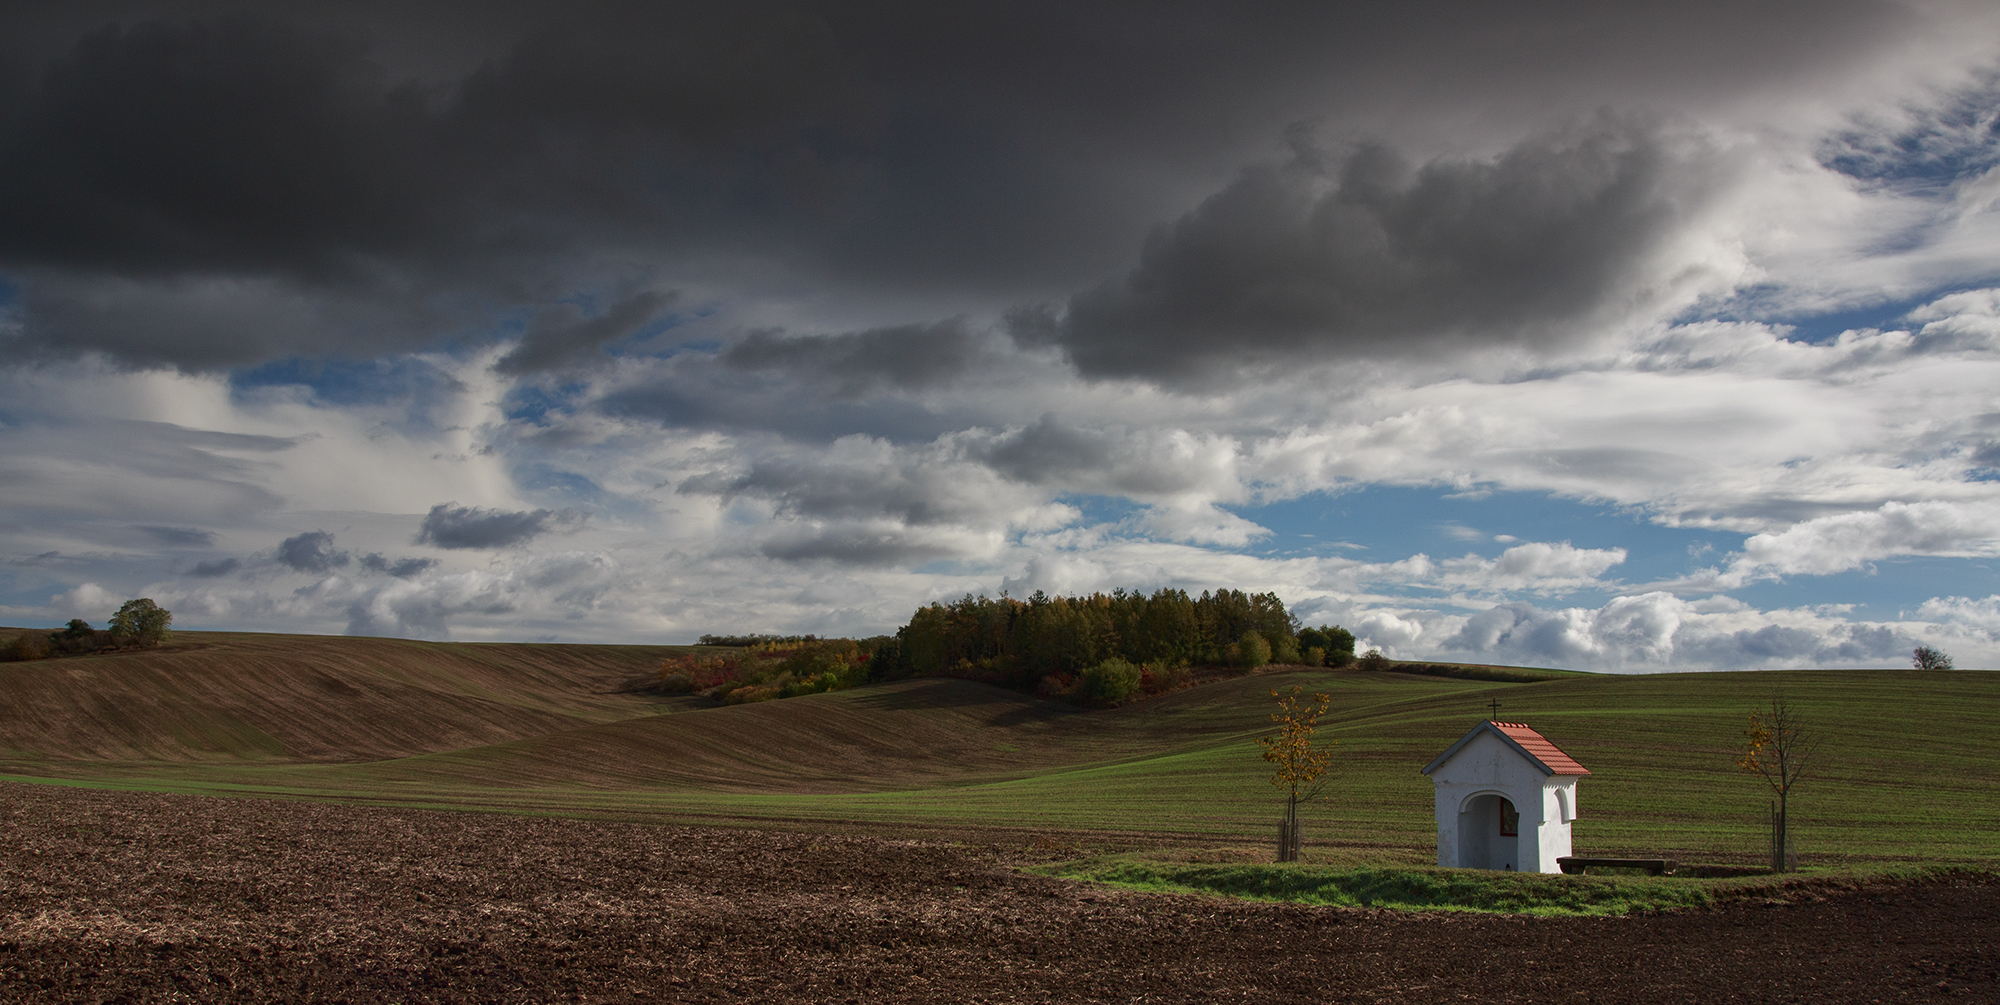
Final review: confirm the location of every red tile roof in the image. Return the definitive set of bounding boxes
[1490,721,1590,775]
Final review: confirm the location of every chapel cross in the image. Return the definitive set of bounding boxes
[1487,698,1503,720]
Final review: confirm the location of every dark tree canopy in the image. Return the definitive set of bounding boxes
[888,587,1321,687]
[1298,625,1357,666]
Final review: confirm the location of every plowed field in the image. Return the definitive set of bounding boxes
[2,782,1993,1003]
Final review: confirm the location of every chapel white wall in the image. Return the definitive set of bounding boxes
[1427,731,1578,874]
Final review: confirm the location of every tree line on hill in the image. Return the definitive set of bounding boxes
[2,599,173,662]
[884,588,1353,686]
[694,633,824,648]
[662,588,1358,708]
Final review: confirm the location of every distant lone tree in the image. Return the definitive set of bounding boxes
[1912,645,1954,671]
[108,598,172,647]
[1259,686,1335,863]
[1355,648,1391,672]
[1736,694,1818,873]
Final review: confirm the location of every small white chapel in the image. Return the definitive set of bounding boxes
[1421,719,1589,873]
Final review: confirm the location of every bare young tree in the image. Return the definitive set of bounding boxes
[1259,685,1335,863]
[1912,645,1954,671]
[1735,695,1819,873]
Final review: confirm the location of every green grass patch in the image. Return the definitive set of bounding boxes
[1045,859,1719,915]
[1042,858,1995,916]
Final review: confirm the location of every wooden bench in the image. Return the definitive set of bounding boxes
[1557,857,1677,876]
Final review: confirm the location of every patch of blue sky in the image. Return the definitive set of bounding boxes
[513,464,655,524]
[1763,291,1945,345]
[230,356,461,410]
[1050,493,1148,532]
[1731,556,2000,623]
[502,382,588,426]
[0,579,54,613]
[1695,287,1960,345]
[517,465,602,503]
[1819,73,2000,188]
[0,566,109,628]
[1224,486,1740,591]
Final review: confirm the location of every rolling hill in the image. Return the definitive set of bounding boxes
[2,631,1994,866]
[0,631,691,762]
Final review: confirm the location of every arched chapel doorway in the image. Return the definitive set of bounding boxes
[1456,793,1520,870]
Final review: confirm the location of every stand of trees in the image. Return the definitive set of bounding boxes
[657,637,891,704]
[883,588,1354,689]
[695,633,822,648]
[2,599,172,662]
[669,588,1358,708]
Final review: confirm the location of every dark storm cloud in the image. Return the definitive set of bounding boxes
[1028,116,1738,383]
[277,530,349,572]
[759,529,965,567]
[721,319,988,394]
[188,557,240,577]
[684,457,996,527]
[0,1,1934,371]
[136,525,213,547]
[0,5,862,368]
[359,552,439,577]
[493,290,676,375]
[415,502,568,549]
[0,16,440,280]
[598,340,987,442]
[0,7,852,280]
[973,415,1220,495]
[978,416,1117,483]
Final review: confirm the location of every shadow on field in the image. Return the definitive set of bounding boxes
[983,702,1086,727]
[846,680,1029,711]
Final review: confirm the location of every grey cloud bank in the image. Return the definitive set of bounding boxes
[1034,116,1742,383]
[277,531,349,573]
[416,504,570,550]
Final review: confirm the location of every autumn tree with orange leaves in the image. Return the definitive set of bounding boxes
[1736,694,1819,873]
[1260,685,1335,863]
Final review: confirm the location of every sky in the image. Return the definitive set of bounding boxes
[4,0,2000,672]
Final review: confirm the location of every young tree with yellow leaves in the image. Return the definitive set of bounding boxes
[1736,694,1818,873]
[1259,685,1335,863]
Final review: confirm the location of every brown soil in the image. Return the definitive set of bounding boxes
[1,782,1992,1003]
[0,632,688,763]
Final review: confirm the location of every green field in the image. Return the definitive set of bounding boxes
[1,632,1995,869]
